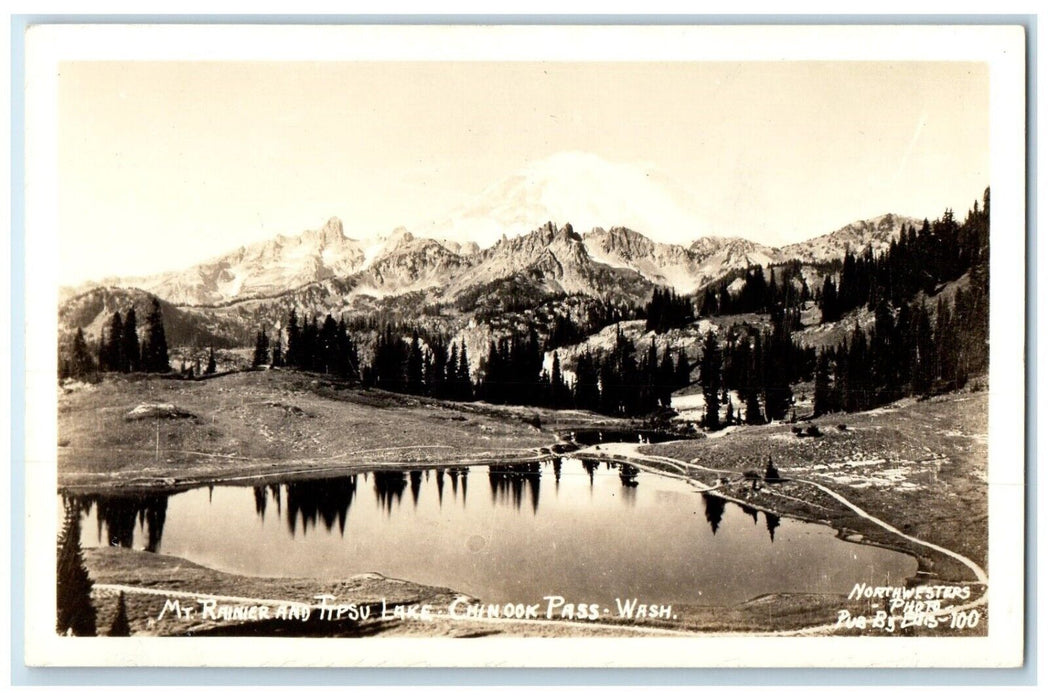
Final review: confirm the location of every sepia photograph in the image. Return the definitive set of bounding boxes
[22,23,1027,668]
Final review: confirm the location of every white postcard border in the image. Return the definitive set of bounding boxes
[22,23,1028,668]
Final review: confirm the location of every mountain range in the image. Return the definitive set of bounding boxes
[58,210,919,355]
[59,149,922,350]
[64,212,918,309]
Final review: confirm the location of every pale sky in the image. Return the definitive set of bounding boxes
[59,61,988,284]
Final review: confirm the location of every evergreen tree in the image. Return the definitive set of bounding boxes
[108,591,131,637]
[300,316,319,372]
[457,342,473,400]
[317,316,336,373]
[675,349,690,389]
[102,312,124,372]
[598,357,618,416]
[764,456,781,483]
[270,337,284,367]
[67,328,96,380]
[56,503,96,636]
[912,300,934,395]
[762,307,795,421]
[820,276,840,323]
[286,310,300,369]
[550,351,567,409]
[700,331,722,430]
[573,350,600,411]
[252,330,269,368]
[122,307,140,372]
[141,298,170,373]
[745,335,765,424]
[205,347,217,375]
[845,322,869,412]
[407,331,424,395]
[658,346,676,407]
[447,344,460,399]
[813,350,833,417]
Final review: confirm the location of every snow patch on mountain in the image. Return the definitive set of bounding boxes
[419,151,711,247]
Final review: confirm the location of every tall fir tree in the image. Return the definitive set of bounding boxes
[122,307,140,372]
[407,331,424,395]
[457,342,472,400]
[658,346,676,408]
[56,503,96,636]
[573,350,600,411]
[141,297,170,373]
[103,312,124,372]
[270,337,284,367]
[700,331,722,430]
[285,309,300,369]
[205,346,217,375]
[813,351,833,417]
[252,330,269,368]
[67,328,96,380]
[745,335,765,424]
[675,349,690,388]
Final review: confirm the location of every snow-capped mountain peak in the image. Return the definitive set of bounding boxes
[417,151,710,248]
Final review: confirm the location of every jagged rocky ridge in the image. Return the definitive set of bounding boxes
[59,213,919,349]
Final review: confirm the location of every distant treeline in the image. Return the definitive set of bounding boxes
[477,326,691,416]
[812,190,990,415]
[261,310,361,379]
[698,263,814,318]
[365,326,474,401]
[645,287,694,333]
[820,191,989,323]
[813,270,989,416]
[699,307,815,429]
[60,297,172,380]
[252,311,697,418]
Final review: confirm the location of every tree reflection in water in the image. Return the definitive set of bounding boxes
[581,459,599,491]
[488,463,541,513]
[766,512,781,542]
[409,471,422,507]
[373,471,407,514]
[73,492,170,553]
[253,486,267,521]
[702,493,726,535]
[285,475,358,536]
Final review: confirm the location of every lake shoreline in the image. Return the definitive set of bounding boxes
[58,370,658,491]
